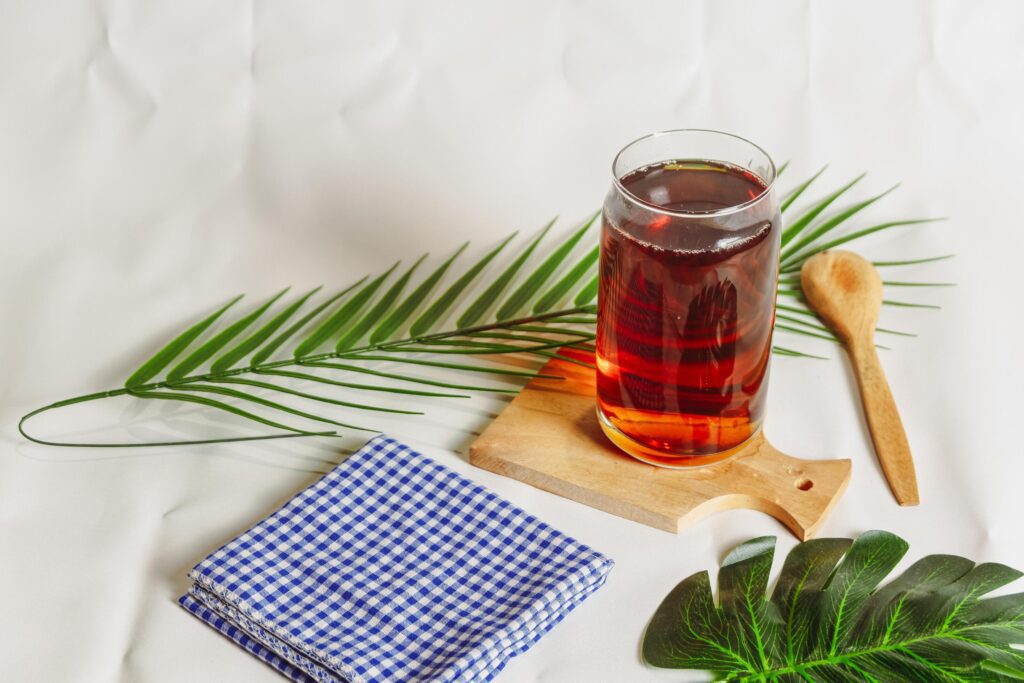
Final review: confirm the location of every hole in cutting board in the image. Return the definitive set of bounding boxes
[795,478,814,491]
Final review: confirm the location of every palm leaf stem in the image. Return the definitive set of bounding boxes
[252,369,470,398]
[18,306,593,446]
[293,363,520,394]
[527,349,597,369]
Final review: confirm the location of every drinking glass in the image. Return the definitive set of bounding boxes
[596,129,780,467]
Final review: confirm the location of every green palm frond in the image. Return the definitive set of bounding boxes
[457,219,555,327]
[772,167,950,354]
[19,165,950,447]
[495,212,597,320]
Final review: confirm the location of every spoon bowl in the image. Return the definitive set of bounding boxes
[801,251,882,345]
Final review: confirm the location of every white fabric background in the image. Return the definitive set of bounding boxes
[2,1,1022,681]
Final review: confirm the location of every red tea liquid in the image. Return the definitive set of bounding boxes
[596,160,780,463]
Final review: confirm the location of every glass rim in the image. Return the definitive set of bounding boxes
[611,128,778,218]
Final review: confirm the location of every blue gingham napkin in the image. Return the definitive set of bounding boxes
[179,435,614,682]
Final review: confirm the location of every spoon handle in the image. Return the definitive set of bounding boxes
[849,340,920,506]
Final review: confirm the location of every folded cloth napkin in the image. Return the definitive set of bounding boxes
[179,435,614,682]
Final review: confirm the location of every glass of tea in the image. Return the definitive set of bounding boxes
[596,129,780,467]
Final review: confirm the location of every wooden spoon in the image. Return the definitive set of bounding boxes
[800,251,919,506]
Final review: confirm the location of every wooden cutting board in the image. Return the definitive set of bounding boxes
[470,355,851,540]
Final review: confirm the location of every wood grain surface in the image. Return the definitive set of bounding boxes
[470,355,851,540]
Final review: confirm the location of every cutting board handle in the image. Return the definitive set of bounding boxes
[707,435,851,540]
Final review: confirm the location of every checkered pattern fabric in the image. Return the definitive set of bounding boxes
[179,435,614,682]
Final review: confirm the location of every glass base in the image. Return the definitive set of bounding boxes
[596,406,759,469]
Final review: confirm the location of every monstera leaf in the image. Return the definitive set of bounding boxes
[643,531,1024,681]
